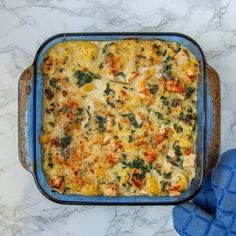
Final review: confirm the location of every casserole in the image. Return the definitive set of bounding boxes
[18,33,220,204]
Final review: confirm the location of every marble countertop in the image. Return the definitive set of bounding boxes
[0,0,236,235]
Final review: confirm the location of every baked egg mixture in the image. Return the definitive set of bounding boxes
[40,39,199,196]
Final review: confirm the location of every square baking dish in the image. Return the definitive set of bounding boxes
[18,32,220,205]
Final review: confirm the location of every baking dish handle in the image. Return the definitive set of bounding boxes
[18,65,35,173]
[205,64,221,174]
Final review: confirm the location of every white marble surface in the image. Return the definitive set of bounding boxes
[0,0,236,235]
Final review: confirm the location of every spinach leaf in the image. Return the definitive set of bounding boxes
[176,157,183,168]
[152,44,162,56]
[60,136,71,149]
[75,108,84,123]
[173,124,183,133]
[74,70,100,88]
[148,83,159,95]
[104,83,115,95]
[106,97,115,108]
[102,42,114,54]
[162,64,172,79]
[45,88,54,100]
[128,135,133,143]
[128,158,151,174]
[160,96,170,106]
[163,172,172,179]
[95,115,106,132]
[49,78,61,90]
[132,172,145,179]
[154,111,163,120]
[49,122,55,127]
[122,113,139,128]
[186,87,195,98]
[173,145,182,156]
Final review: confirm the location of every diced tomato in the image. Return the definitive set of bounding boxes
[62,90,68,97]
[111,68,117,74]
[131,169,145,189]
[50,138,59,147]
[49,177,63,189]
[105,151,119,166]
[166,79,185,93]
[120,89,127,96]
[184,148,191,155]
[144,150,157,163]
[155,134,164,144]
[139,87,150,96]
[169,185,180,192]
[116,142,123,149]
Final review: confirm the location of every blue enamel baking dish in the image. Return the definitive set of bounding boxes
[18,33,220,205]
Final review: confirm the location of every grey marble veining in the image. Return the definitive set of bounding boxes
[0,0,236,235]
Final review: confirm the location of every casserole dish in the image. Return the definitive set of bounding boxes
[18,33,220,205]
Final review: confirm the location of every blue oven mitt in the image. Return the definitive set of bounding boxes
[172,149,236,236]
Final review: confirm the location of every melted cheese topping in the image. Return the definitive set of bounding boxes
[40,39,199,196]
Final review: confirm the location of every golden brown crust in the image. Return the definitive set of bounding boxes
[40,39,199,196]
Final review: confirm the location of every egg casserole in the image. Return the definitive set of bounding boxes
[40,39,199,196]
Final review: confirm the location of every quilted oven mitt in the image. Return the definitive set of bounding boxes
[173,149,236,236]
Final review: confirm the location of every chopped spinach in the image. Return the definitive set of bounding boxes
[116,72,125,77]
[99,63,104,69]
[163,172,172,179]
[187,106,193,113]
[60,136,71,149]
[166,155,176,165]
[186,87,195,98]
[164,119,171,125]
[122,113,139,128]
[104,83,115,95]
[155,111,163,120]
[49,78,61,90]
[61,148,71,160]
[122,157,151,174]
[173,124,183,133]
[75,108,84,123]
[121,153,127,159]
[171,100,179,107]
[49,122,55,127]
[106,97,115,108]
[178,110,196,123]
[176,157,183,168]
[185,113,193,122]
[173,145,182,157]
[161,181,169,191]
[132,158,149,173]
[128,135,133,143]
[162,64,172,79]
[45,88,54,100]
[148,83,159,95]
[163,55,173,62]
[45,108,52,114]
[118,123,123,130]
[132,172,145,179]
[102,42,114,54]
[162,49,167,56]
[74,70,100,88]
[152,44,162,56]
[154,167,161,175]
[160,96,170,106]
[48,163,54,168]
[77,108,84,115]
[96,115,106,132]
[178,111,185,121]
